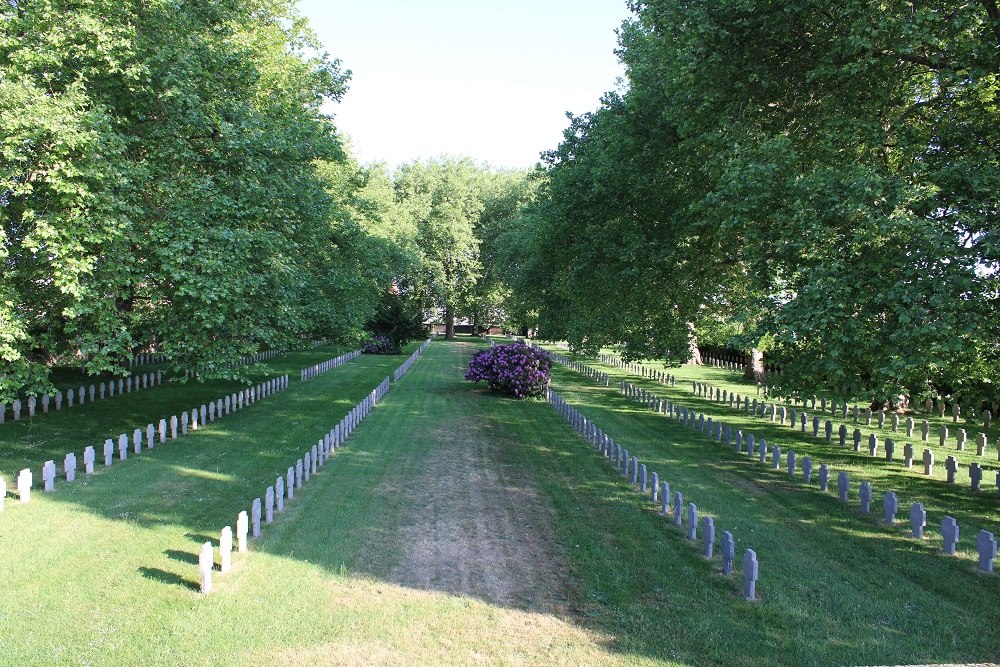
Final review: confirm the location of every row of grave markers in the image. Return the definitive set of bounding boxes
[618,381,999,574]
[0,375,290,513]
[300,349,362,381]
[0,370,165,425]
[688,381,1000,494]
[696,352,746,372]
[392,338,433,382]
[202,376,391,593]
[200,340,435,593]
[510,338,678,388]
[545,351,611,386]
[546,388,761,599]
[129,352,168,367]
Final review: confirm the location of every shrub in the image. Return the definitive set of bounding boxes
[362,335,398,355]
[464,343,551,399]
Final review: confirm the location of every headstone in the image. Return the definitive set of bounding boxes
[146,423,154,449]
[181,411,189,436]
[945,456,958,484]
[251,498,261,538]
[42,395,50,413]
[921,420,929,441]
[976,432,988,456]
[859,481,872,513]
[103,439,114,466]
[721,531,735,575]
[18,469,32,503]
[884,438,894,462]
[237,511,248,553]
[903,443,914,468]
[687,504,698,540]
[839,424,847,447]
[702,516,715,558]
[743,550,759,600]
[660,481,669,514]
[64,453,76,482]
[976,530,997,573]
[673,491,683,526]
[865,408,872,426]
[952,403,960,423]
[837,472,849,503]
[43,460,56,492]
[287,467,295,499]
[910,503,926,538]
[957,428,967,451]
[890,413,898,432]
[220,526,233,573]
[868,434,878,457]
[985,410,992,430]
[905,417,914,438]
[819,464,829,492]
[939,425,948,447]
[651,472,659,503]
[922,449,934,475]
[99,383,106,400]
[877,411,886,429]
[970,463,983,491]
[824,420,832,443]
[771,445,780,469]
[133,428,142,454]
[639,464,647,492]
[170,415,178,439]
[84,446,95,474]
[800,413,807,432]
[758,438,767,463]
[853,429,862,452]
[852,406,860,423]
[276,477,285,512]
[787,450,796,478]
[802,456,813,483]
[941,517,959,554]
[883,491,897,524]
[199,542,214,594]
[118,434,128,460]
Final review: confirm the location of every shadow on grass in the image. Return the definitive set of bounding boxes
[138,566,199,591]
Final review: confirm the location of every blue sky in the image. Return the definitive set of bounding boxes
[295,0,631,169]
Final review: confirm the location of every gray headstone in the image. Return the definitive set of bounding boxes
[922,449,934,475]
[852,406,860,423]
[824,420,832,443]
[837,472,849,503]
[941,517,959,554]
[237,511,248,553]
[839,424,847,447]
[721,531,735,575]
[945,455,958,483]
[199,542,213,594]
[771,445,781,470]
[921,420,929,441]
[133,428,142,454]
[877,410,886,429]
[891,413,898,432]
[702,516,714,558]
[905,417,914,438]
[787,450,796,478]
[43,460,55,492]
[220,526,233,573]
[976,530,997,573]
[286,467,294,500]
[687,504,698,540]
[903,442,914,468]
[939,425,948,447]
[17,468,32,503]
[819,464,829,492]
[910,503,926,538]
[146,423,154,449]
[859,481,872,513]
[84,446,95,474]
[952,403,960,423]
[64,453,76,483]
[865,408,872,426]
[660,481,670,514]
[883,491,897,524]
[970,462,983,491]
[812,415,820,437]
[639,464,647,492]
[868,434,878,457]
[651,472,659,503]
[957,428,967,451]
[802,456,813,483]
[118,434,128,460]
[743,549,758,600]
[673,491,683,526]
[251,498,261,538]
[976,432,988,456]
[853,429,862,452]
[276,477,285,512]
[883,438,894,461]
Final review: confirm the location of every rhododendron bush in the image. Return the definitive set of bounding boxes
[464,343,551,399]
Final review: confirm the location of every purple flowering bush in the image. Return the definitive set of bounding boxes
[362,335,398,355]
[464,343,551,399]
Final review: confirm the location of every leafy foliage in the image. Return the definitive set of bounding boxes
[464,342,551,399]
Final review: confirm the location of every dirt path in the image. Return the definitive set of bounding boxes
[380,343,577,615]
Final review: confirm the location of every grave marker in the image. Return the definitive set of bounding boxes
[220,527,233,573]
[945,456,958,484]
[859,481,872,513]
[922,449,934,475]
[118,434,128,461]
[721,531,735,575]
[276,477,285,512]
[941,517,959,555]
[910,503,926,538]
[883,491,897,524]
[104,439,114,466]
[743,550,759,600]
[64,453,76,482]
[84,446,95,474]
[237,511,248,553]
[819,464,830,492]
[904,443,914,468]
[199,542,214,594]
[970,463,983,491]
[868,434,878,457]
[674,491,683,526]
[976,530,996,573]
[43,460,55,492]
[687,504,698,540]
[838,472,849,503]
[18,469,32,503]
[703,517,715,558]
[803,457,813,483]
[251,498,261,538]
[976,433,988,456]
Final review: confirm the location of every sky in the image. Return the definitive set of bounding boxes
[295,0,632,170]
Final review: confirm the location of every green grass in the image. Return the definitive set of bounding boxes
[1,338,998,665]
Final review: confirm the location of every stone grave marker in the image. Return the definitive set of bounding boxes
[837,472,849,503]
[99,383,106,400]
[651,472,659,503]
[18,468,32,503]
[264,487,274,524]
[78,387,85,405]
[744,550,758,600]
[859,481,872,513]
[304,453,311,482]
[839,424,847,447]
[939,425,948,447]
[199,542,213,594]
[885,438,894,461]
[103,439,114,466]
[237,511,248,553]
[88,384,95,402]
[878,411,886,429]
[788,450,796,478]
[660,481,670,514]
[904,443,914,468]
[118,434,128,460]
[758,438,767,463]
[673,491,683,526]
[905,417,914,437]
[883,491,897,524]
[803,457,813,483]
[146,423,154,449]
[957,428,967,451]
[12,399,21,421]
[941,517,959,555]
[640,464,647,492]
[952,403,960,423]
[985,410,992,430]
[220,527,233,573]
[910,503,926,538]
[84,446,95,474]
[276,477,285,512]
[251,498,261,538]
[747,434,755,456]
[64,453,76,482]
[67,391,74,408]
[819,464,829,492]
[170,415,178,440]
[922,449,934,475]
[132,428,142,454]
[721,531,735,575]
[687,504,698,540]
[891,413,899,432]
[43,460,56,492]
[976,530,996,573]
[801,413,807,433]
[286,467,295,499]
[790,408,797,427]
[42,395,50,413]
[181,411,189,436]
[852,406,860,423]
[970,463,983,491]
[945,456,958,483]
[853,429,862,452]
[772,445,781,469]
[868,434,878,457]
[703,517,715,558]
[865,408,872,426]
[824,420,832,443]
[921,420,929,442]
[976,433,988,456]
[812,416,820,437]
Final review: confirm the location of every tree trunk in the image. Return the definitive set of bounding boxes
[445,306,455,339]
[687,322,702,365]
[743,348,764,383]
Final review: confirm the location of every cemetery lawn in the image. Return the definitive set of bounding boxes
[0,338,998,665]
